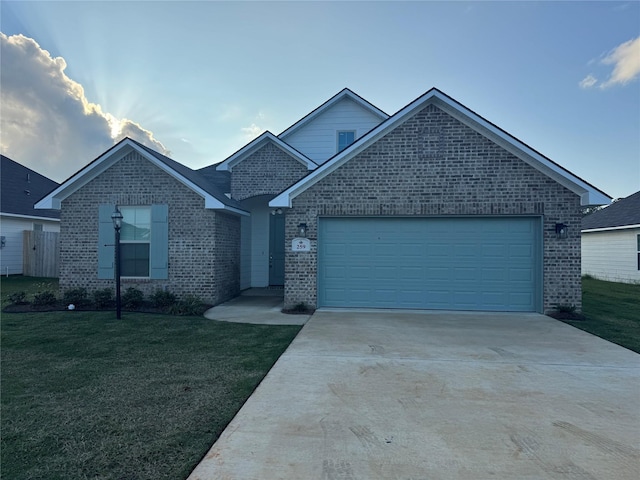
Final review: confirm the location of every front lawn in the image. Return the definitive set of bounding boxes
[562,276,640,354]
[1,309,300,479]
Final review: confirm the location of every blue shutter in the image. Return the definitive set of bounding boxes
[97,204,115,279]
[150,204,168,279]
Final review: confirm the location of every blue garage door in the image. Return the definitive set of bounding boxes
[318,217,541,312]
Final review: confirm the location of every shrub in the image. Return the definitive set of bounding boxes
[555,303,577,314]
[293,302,309,312]
[150,289,177,309]
[122,287,144,309]
[63,287,88,306]
[168,295,205,316]
[32,291,57,306]
[93,288,113,309]
[8,291,27,305]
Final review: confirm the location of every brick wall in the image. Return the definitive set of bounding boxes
[285,104,582,313]
[60,150,240,304]
[231,142,309,201]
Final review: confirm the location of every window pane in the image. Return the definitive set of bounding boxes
[121,207,151,241]
[338,131,355,152]
[121,244,150,277]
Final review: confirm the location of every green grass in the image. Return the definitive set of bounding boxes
[1,279,301,480]
[566,276,640,354]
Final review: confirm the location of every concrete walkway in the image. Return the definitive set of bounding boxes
[203,289,310,326]
[190,310,640,480]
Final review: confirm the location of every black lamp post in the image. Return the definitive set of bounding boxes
[111,206,123,319]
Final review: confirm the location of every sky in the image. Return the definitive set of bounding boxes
[1,1,639,200]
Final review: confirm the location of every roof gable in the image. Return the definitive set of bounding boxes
[1,155,60,220]
[216,131,317,172]
[582,191,640,231]
[278,88,389,140]
[270,88,611,208]
[34,138,248,215]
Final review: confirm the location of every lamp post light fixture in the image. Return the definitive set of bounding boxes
[111,206,123,319]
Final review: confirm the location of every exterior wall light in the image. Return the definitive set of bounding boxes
[555,223,568,239]
[298,223,308,238]
[111,206,123,319]
[271,208,283,215]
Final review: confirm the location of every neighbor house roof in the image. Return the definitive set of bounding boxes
[582,191,640,232]
[278,88,389,139]
[1,155,60,221]
[270,87,612,208]
[216,131,317,172]
[34,138,248,215]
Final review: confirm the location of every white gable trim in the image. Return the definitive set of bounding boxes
[0,212,60,222]
[278,88,389,140]
[582,224,640,233]
[270,89,611,208]
[35,138,248,215]
[216,132,317,172]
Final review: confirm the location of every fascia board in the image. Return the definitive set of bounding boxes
[217,132,316,171]
[35,144,135,209]
[271,91,440,208]
[273,88,612,209]
[279,89,388,140]
[35,139,240,213]
[432,96,611,206]
[1,212,60,222]
[582,224,640,233]
[126,143,250,213]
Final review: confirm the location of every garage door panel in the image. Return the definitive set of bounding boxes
[482,267,506,281]
[400,266,423,280]
[510,267,533,282]
[318,217,540,312]
[349,266,372,280]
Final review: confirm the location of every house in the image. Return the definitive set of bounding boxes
[36,87,610,313]
[581,191,640,284]
[1,155,60,275]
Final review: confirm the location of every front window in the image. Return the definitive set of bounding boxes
[337,130,356,152]
[120,206,151,277]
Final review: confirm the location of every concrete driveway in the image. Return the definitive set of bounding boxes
[189,311,640,480]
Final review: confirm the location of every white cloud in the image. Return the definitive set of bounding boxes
[579,74,598,89]
[600,36,640,88]
[241,123,266,140]
[580,36,640,90]
[0,33,170,182]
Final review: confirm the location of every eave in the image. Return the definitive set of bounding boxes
[271,88,611,208]
[35,138,249,216]
[216,132,317,172]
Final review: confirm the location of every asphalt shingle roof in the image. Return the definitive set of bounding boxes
[582,191,640,230]
[131,140,243,211]
[1,155,60,219]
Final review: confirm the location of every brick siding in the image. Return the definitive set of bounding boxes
[231,142,309,201]
[59,151,240,304]
[284,104,582,313]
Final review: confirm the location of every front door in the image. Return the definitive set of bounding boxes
[269,214,285,285]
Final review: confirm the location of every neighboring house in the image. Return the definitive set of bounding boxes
[0,155,60,275]
[581,191,640,284]
[36,87,610,313]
